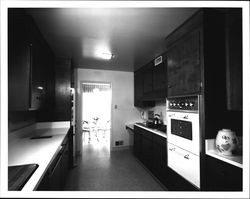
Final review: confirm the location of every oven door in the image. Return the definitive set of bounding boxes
[167,111,200,155]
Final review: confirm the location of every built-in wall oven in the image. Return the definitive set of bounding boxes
[166,95,200,189]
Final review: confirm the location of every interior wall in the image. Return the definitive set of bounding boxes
[75,68,141,154]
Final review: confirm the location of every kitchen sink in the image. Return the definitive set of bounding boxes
[8,164,39,191]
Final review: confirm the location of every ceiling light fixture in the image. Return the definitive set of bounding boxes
[95,50,114,60]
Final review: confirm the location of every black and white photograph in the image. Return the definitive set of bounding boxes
[0,0,249,198]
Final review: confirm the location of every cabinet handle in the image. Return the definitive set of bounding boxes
[169,147,175,151]
[184,154,189,160]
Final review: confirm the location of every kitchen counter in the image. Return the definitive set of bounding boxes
[134,123,167,139]
[205,139,242,169]
[8,122,70,191]
[125,124,134,131]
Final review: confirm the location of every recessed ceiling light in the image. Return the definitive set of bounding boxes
[95,50,114,60]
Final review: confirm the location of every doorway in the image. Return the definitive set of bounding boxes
[81,82,112,151]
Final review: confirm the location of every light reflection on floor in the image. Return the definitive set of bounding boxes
[82,129,110,152]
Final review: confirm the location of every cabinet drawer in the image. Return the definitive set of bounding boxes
[168,143,200,188]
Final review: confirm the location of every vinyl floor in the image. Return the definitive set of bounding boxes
[64,139,166,191]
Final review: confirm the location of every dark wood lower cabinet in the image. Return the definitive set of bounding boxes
[205,155,242,191]
[152,134,167,185]
[36,135,70,191]
[134,126,168,187]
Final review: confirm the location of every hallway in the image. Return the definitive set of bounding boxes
[64,143,166,191]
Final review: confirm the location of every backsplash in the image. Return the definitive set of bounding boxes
[8,111,36,133]
[141,100,167,124]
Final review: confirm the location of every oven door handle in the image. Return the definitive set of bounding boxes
[168,115,190,121]
[168,147,191,160]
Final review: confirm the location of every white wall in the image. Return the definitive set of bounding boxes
[75,68,141,154]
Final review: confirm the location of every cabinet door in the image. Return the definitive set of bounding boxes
[152,60,167,98]
[134,71,144,106]
[225,9,242,111]
[133,126,142,159]
[141,132,153,171]
[8,10,49,111]
[48,153,63,190]
[205,155,242,191]
[134,70,155,107]
[28,16,49,110]
[143,67,153,94]
[153,62,167,91]
[152,134,167,185]
[167,29,201,97]
[54,58,71,121]
[61,140,69,189]
[8,11,30,110]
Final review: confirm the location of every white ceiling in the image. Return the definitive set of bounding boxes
[26,8,198,71]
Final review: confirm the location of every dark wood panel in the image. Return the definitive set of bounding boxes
[8,10,31,111]
[205,155,242,191]
[225,9,242,111]
[53,58,71,121]
[167,29,201,96]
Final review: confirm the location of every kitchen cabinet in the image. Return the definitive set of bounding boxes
[134,69,155,107]
[205,155,242,191]
[133,125,142,159]
[133,125,167,187]
[53,58,72,121]
[8,9,54,111]
[225,9,242,111]
[140,129,153,172]
[37,134,70,191]
[152,133,167,185]
[152,57,167,98]
[143,64,153,95]
[167,29,201,97]
[134,54,167,107]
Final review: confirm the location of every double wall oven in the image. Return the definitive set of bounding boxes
[166,95,201,189]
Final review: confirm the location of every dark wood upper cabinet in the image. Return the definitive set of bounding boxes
[167,29,201,97]
[134,69,155,107]
[134,70,144,106]
[8,11,31,111]
[225,9,242,111]
[53,58,71,121]
[134,55,167,107]
[8,9,54,111]
[143,64,153,95]
[153,61,167,91]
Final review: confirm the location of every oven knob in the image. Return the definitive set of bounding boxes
[173,103,176,106]
[169,103,172,106]
[180,102,185,107]
[190,102,194,107]
[185,103,189,106]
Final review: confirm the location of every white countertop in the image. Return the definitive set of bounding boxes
[8,122,70,191]
[205,139,242,169]
[134,123,167,139]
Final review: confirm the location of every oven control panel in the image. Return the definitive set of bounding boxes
[167,96,198,111]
